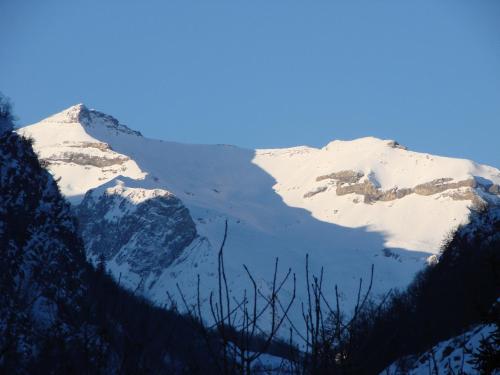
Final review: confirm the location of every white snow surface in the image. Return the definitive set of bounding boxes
[17,104,500,336]
[382,324,498,375]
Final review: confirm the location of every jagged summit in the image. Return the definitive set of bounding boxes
[17,105,145,200]
[43,103,88,123]
[43,103,142,137]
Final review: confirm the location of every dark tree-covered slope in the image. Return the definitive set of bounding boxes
[347,206,500,374]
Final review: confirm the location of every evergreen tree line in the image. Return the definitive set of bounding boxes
[343,207,500,374]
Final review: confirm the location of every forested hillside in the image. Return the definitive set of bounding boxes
[347,206,500,374]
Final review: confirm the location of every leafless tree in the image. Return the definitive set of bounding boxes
[279,255,380,374]
[177,220,296,374]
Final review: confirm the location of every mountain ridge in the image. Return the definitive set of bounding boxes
[17,104,500,333]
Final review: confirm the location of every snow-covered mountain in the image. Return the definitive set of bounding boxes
[18,104,500,329]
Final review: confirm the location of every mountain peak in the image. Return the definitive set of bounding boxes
[70,103,87,111]
[43,104,142,137]
[44,103,89,124]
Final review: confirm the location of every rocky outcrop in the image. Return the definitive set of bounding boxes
[47,151,130,167]
[336,180,379,203]
[335,180,413,203]
[316,170,364,183]
[76,181,197,279]
[303,186,328,198]
[310,170,496,208]
[413,178,476,196]
[381,187,414,201]
[386,140,408,150]
[67,141,113,151]
[80,105,143,137]
[442,190,487,211]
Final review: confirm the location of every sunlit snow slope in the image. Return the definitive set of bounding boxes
[18,104,500,331]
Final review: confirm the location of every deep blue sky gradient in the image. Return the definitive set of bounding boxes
[1,0,499,166]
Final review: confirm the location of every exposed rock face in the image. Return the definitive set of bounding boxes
[37,106,140,169]
[316,170,364,183]
[16,106,147,198]
[303,186,328,198]
[47,152,130,167]
[308,170,496,208]
[67,141,113,151]
[413,178,476,196]
[441,190,488,210]
[46,141,130,167]
[379,187,414,201]
[76,181,198,278]
[334,180,413,203]
[47,103,143,137]
[336,180,379,203]
[386,140,408,150]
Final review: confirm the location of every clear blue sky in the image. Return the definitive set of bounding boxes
[1,0,499,166]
